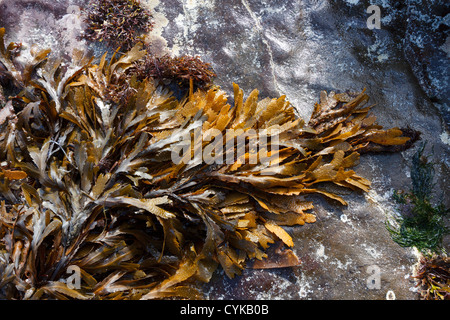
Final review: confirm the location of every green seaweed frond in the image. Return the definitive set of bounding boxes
[411,142,435,202]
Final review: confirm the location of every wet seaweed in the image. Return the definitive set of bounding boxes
[0,25,419,299]
[81,0,154,51]
[134,53,217,91]
[414,255,450,300]
[80,0,216,96]
[386,143,449,256]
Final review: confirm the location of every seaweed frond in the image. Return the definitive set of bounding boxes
[386,142,449,255]
[82,0,154,51]
[135,54,217,91]
[0,27,419,299]
[413,255,450,300]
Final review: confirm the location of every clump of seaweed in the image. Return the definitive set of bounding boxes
[0,25,419,299]
[81,0,215,94]
[413,255,450,300]
[386,143,449,255]
[135,54,217,91]
[385,143,449,300]
[82,0,153,51]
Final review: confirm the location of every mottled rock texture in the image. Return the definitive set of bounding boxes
[0,0,448,300]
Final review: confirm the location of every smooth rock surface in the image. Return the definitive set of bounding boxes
[0,0,448,300]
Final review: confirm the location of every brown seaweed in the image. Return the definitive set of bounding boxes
[414,256,450,300]
[81,0,154,51]
[134,53,217,90]
[0,28,419,299]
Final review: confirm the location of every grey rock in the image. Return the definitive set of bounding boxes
[0,0,448,300]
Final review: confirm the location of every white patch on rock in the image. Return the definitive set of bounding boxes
[361,244,382,259]
[297,274,313,299]
[169,0,217,55]
[440,130,450,145]
[344,0,360,5]
[367,37,390,63]
[340,214,349,223]
[315,243,327,260]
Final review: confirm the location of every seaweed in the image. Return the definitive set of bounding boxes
[0,26,419,299]
[134,53,217,91]
[0,85,5,107]
[81,0,154,51]
[414,255,450,300]
[84,0,216,95]
[386,143,449,256]
[81,0,216,93]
